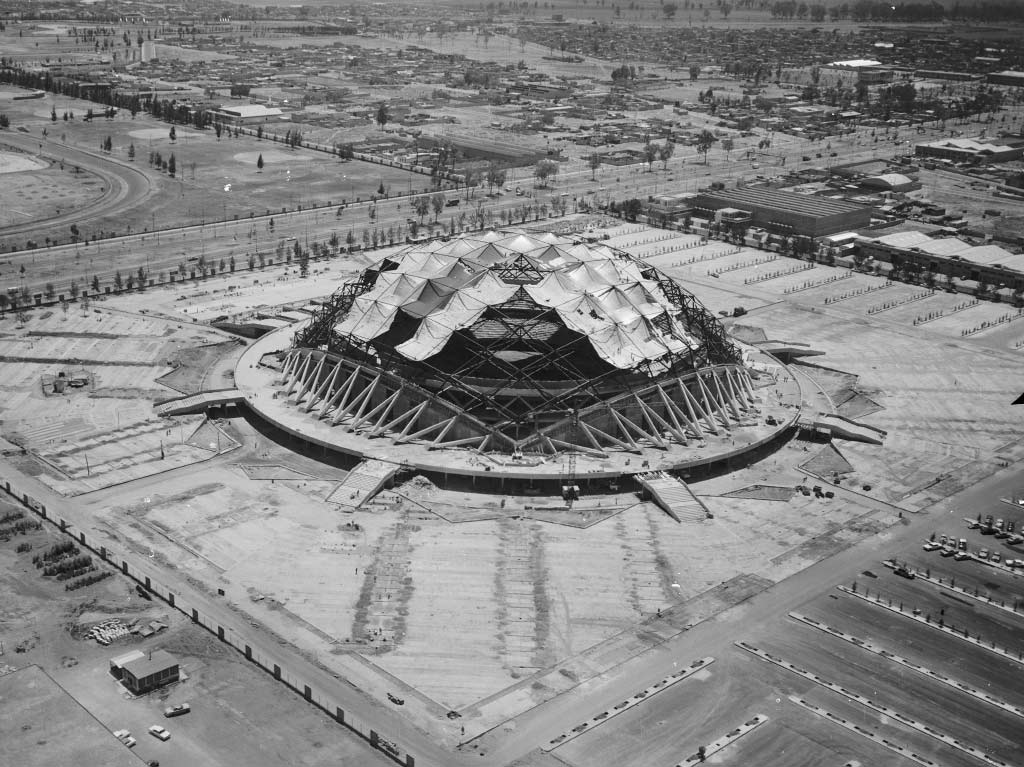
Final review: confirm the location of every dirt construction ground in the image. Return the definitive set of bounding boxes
[1,221,1022,765]
[0,512,392,767]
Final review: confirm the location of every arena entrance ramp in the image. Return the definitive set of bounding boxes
[638,471,710,523]
[155,389,244,417]
[326,460,400,510]
[813,414,886,445]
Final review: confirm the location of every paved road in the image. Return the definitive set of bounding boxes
[0,117,949,302]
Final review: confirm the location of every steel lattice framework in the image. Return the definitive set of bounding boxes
[282,232,754,456]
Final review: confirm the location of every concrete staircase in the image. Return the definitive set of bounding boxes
[326,460,400,510]
[637,472,710,523]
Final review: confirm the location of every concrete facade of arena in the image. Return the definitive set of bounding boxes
[693,188,872,237]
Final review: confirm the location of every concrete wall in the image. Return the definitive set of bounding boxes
[0,476,415,767]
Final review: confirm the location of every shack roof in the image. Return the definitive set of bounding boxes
[122,650,178,678]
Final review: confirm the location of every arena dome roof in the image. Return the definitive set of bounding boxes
[282,231,755,457]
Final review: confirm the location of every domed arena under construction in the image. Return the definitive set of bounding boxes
[237,231,801,490]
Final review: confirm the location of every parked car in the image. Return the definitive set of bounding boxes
[148,725,171,742]
[922,541,940,551]
[164,703,191,718]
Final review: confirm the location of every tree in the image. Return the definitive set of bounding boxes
[589,153,602,180]
[431,192,446,222]
[0,293,7,316]
[485,162,507,194]
[169,125,176,142]
[127,142,135,161]
[44,283,55,301]
[51,107,57,122]
[643,142,658,172]
[168,154,176,178]
[658,141,675,170]
[412,195,431,223]
[91,275,100,293]
[137,266,146,288]
[721,138,734,160]
[662,2,678,18]
[375,103,390,130]
[114,271,123,291]
[69,280,79,302]
[620,198,643,221]
[695,129,717,163]
[720,2,732,18]
[534,158,559,187]
[256,153,264,172]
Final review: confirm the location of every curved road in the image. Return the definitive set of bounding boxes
[0,130,153,238]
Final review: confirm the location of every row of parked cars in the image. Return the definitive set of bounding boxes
[923,535,1024,567]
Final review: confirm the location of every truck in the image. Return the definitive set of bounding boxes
[894,562,916,579]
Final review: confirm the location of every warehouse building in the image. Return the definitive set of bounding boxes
[418,133,548,165]
[857,230,1024,293]
[693,188,872,237]
[211,104,285,126]
[987,70,1024,87]
[914,137,1024,164]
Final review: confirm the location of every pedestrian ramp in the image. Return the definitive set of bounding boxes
[812,414,886,445]
[326,459,400,510]
[637,471,710,523]
[155,389,245,417]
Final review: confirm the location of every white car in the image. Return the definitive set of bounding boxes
[113,729,130,740]
[148,725,171,741]
[121,736,137,748]
[922,541,940,551]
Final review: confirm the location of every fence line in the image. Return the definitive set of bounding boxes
[0,476,416,767]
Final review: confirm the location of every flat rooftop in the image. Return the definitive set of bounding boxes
[697,188,870,218]
[0,665,143,767]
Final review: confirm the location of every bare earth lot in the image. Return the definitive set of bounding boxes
[1,221,1022,766]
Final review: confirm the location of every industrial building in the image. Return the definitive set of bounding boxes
[693,188,872,237]
[914,137,1024,164]
[987,70,1024,87]
[211,104,285,126]
[857,230,1024,293]
[418,133,548,165]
